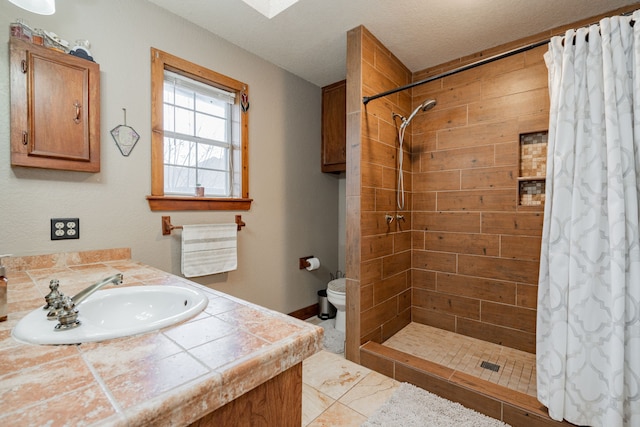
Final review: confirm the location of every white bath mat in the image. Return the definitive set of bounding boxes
[362,382,511,427]
[318,319,344,354]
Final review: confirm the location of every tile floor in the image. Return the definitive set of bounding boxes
[302,350,399,426]
[302,316,400,426]
[383,322,537,397]
[302,319,538,426]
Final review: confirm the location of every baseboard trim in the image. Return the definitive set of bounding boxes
[288,303,319,320]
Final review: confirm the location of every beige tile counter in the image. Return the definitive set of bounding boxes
[0,249,323,426]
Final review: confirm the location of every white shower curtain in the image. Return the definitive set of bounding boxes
[537,11,640,427]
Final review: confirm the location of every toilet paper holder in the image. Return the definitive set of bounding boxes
[299,256,315,270]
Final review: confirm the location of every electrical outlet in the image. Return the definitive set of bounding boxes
[50,218,80,240]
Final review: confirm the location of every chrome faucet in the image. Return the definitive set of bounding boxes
[50,273,123,330]
[71,273,123,306]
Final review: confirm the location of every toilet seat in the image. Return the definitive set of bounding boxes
[328,278,345,294]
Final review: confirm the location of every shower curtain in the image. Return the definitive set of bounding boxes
[537,11,640,427]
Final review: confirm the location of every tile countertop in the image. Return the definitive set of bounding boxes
[0,249,323,426]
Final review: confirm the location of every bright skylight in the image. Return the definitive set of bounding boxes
[240,0,299,19]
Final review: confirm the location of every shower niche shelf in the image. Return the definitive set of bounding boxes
[517,131,547,208]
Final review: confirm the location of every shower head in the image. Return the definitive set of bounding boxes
[404,99,437,125]
[394,98,437,128]
[420,99,437,112]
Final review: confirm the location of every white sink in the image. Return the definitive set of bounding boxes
[13,286,208,345]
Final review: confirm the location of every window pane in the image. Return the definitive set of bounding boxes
[196,92,227,116]
[231,120,240,145]
[198,169,229,196]
[164,165,196,194]
[174,107,194,136]
[232,146,241,196]
[163,104,175,132]
[197,143,228,170]
[174,86,194,109]
[156,51,248,204]
[196,113,227,141]
[164,138,195,167]
[163,83,174,104]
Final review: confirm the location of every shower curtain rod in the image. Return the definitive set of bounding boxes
[362,10,636,105]
[362,39,549,105]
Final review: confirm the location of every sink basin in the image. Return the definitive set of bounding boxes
[13,285,208,345]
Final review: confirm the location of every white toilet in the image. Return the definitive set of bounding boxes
[326,278,346,333]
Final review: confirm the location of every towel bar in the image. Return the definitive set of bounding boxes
[162,215,246,235]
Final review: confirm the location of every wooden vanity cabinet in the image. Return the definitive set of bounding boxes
[321,79,346,173]
[10,38,100,172]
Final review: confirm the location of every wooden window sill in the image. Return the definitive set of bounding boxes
[146,196,253,211]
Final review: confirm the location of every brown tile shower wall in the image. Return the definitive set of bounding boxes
[350,27,415,348]
[409,45,550,354]
[346,5,640,362]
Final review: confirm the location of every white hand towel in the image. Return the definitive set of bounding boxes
[181,223,237,278]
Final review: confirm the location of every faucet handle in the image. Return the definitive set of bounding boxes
[43,279,63,310]
[45,280,65,320]
[54,296,81,331]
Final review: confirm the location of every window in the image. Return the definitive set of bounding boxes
[147,48,251,211]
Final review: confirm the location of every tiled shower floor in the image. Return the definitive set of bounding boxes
[382,322,537,397]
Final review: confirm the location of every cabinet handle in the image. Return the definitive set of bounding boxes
[73,101,81,124]
[21,59,27,73]
[22,131,28,145]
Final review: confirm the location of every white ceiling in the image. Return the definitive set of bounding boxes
[147,0,640,88]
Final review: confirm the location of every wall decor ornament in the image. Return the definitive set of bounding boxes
[110,108,139,156]
[241,89,249,112]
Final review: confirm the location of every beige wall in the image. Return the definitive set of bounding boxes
[0,0,339,314]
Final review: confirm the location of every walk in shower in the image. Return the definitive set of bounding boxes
[346,24,555,426]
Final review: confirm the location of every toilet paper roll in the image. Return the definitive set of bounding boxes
[306,257,320,271]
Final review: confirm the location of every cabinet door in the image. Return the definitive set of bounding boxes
[10,38,100,172]
[321,80,346,173]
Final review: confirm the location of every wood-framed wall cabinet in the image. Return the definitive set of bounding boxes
[9,38,101,172]
[321,79,346,173]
